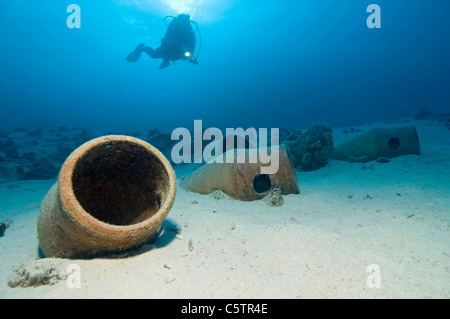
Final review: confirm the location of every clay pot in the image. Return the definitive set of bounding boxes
[180,146,299,201]
[333,125,421,162]
[37,136,176,258]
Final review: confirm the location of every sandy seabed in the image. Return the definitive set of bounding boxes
[0,119,449,299]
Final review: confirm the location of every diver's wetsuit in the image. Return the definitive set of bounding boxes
[126,14,196,69]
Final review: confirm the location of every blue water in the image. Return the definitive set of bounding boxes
[1,0,449,133]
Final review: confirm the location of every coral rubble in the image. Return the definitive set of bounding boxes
[288,123,334,171]
[8,259,67,288]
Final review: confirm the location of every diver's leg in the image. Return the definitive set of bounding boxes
[125,43,145,62]
[142,46,165,59]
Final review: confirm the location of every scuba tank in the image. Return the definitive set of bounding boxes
[164,15,202,65]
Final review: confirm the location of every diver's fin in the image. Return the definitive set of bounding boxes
[159,59,171,69]
[125,43,145,62]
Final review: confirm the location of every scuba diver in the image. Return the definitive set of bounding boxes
[126,14,200,69]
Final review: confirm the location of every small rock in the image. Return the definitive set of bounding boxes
[349,155,369,163]
[209,190,229,200]
[0,219,13,238]
[263,188,284,207]
[376,157,390,163]
[164,277,176,284]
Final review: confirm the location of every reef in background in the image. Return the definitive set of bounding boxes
[0,127,92,183]
[0,124,335,183]
[414,109,450,130]
[0,127,180,184]
[147,129,175,161]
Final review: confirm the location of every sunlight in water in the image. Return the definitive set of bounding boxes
[164,0,196,14]
[114,0,239,24]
